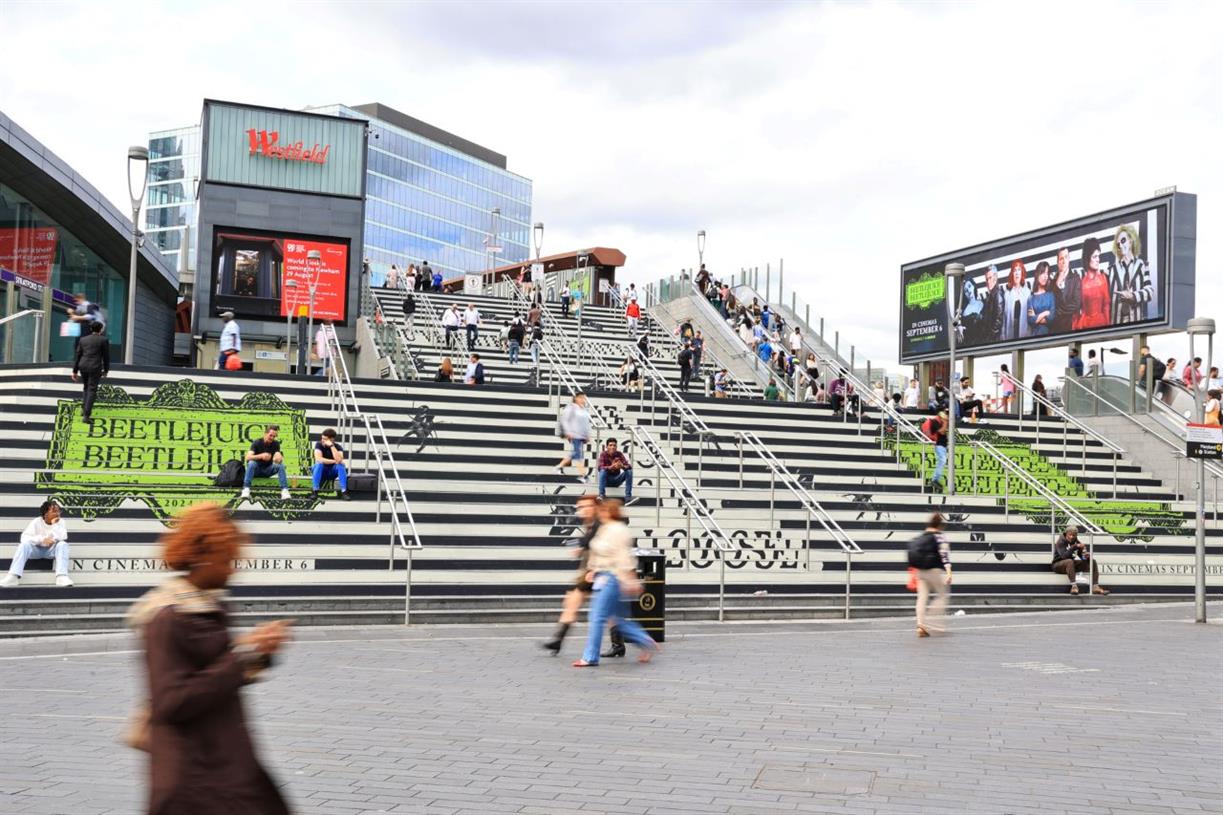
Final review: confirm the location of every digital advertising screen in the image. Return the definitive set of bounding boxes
[0,226,59,286]
[898,196,1190,363]
[210,228,349,323]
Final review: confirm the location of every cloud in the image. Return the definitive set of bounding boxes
[1,0,1220,379]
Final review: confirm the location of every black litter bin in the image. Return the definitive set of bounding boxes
[633,548,665,643]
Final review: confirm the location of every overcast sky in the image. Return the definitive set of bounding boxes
[2,0,1220,384]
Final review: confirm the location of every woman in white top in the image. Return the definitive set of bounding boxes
[574,501,660,667]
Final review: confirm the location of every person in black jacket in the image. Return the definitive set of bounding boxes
[677,341,694,392]
[1052,526,1110,596]
[543,494,601,655]
[402,293,416,336]
[979,265,1006,343]
[907,512,952,637]
[72,321,109,424]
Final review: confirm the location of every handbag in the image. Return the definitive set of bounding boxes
[61,320,82,338]
[905,567,918,592]
[122,704,151,752]
[224,352,243,371]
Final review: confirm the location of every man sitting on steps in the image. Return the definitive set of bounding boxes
[241,424,291,501]
[1,500,73,588]
[1052,526,1110,596]
[597,438,638,505]
[312,428,351,500]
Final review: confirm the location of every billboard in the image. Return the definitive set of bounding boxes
[899,193,1196,363]
[202,101,366,199]
[0,226,58,285]
[210,227,349,323]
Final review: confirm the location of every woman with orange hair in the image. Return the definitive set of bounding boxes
[127,503,293,815]
[1001,260,1031,341]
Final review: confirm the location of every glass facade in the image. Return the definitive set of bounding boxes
[0,182,129,363]
[147,104,531,287]
[145,126,201,285]
[318,104,532,282]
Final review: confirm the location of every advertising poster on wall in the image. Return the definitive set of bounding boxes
[0,226,59,286]
[899,196,1191,363]
[211,228,349,323]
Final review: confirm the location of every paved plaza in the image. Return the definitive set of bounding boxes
[0,603,1220,815]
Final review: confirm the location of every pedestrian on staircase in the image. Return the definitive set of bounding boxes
[1,500,73,588]
[405,264,417,292]
[678,341,694,392]
[922,411,950,490]
[402,292,416,336]
[554,393,591,482]
[442,304,461,349]
[908,512,951,637]
[507,319,525,365]
[464,304,482,351]
[625,298,641,337]
[72,320,109,424]
[560,284,571,317]
[530,324,544,367]
[420,260,434,288]
[691,331,704,375]
[431,266,443,291]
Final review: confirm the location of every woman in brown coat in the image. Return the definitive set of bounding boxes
[127,502,293,815]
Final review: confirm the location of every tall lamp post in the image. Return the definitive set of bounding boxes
[697,229,706,268]
[124,145,150,365]
[1188,317,1215,623]
[532,222,544,294]
[303,250,322,377]
[284,280,298,374]
[944,263,966,495]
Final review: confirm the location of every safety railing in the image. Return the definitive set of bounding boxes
[732,430,862,618]
[362,280,419,380]
[1004,376,1123,497]
[628,424,737,621]
[1060,375,1223,515]
[0,308,45,365]
[508,283,623,392]
[614,283,763,399]
[322,324,423,624]
[627,345,724,483]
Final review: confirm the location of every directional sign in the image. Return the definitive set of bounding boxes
[1186,422,1222,459]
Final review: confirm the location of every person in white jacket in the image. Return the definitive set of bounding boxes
[1,500,72,587]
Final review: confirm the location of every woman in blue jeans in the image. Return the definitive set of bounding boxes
[573,501,660,667]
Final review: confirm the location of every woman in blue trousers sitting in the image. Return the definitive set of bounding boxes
[573,500,660,667]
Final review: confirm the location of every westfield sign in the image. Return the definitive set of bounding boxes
[246,129,330,165]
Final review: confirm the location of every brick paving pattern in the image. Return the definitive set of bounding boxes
[0,603,1220,815]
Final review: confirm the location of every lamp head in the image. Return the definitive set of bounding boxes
[945,262,966,278]
[128,145,149,163]
[1187,317,1216,336]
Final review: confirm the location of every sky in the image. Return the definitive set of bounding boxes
[2,0,1220,386]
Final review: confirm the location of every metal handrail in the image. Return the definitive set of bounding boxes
[628,424,736,621]
[0,308,45,363]
[508,283,623,392]
[364,282,419,380]
[0,308,43,327]
[732,429,861,619]
[322,324,423,625]
[674,280,789,399]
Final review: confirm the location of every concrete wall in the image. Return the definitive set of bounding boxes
[1086,413,1210,500]
[652,292,766,389]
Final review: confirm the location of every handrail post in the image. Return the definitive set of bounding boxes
[404,547,413,626]
[719,553,726,622]
[1004,470,1010,520]
[844,550,852,621]
[738,436,744,488]
[972,445,978,494]
[1112,452,1118,499]
[770,469,776,530]
[805,512,812,573]
[655,450,662,528]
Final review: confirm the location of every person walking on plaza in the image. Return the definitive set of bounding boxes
[464,303,482,351]
[597,438,637,505]
[311,428,350,500]
[127,502,292,815]
[1,500,72,588]
[543,494,601,655]
[677,340,694,392]
[573,500,660,667]
[240,425,291,501]
[218,311,240,370]
[908,512,951,637]
[1052,526,1109,596]
[442,304,461,349]
[554,392,591,482]
[625,298,641,337]
[999,363,1016,413]
[72,320,109,424]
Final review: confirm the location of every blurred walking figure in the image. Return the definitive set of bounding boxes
[543,494,601,655]
[573,500,660,667]
[908,512,951,637]
[127,502,292,815]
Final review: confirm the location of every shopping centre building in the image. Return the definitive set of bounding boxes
[0,110,179,366]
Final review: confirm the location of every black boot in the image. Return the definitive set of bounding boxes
[601,626,626,658]
[543,622,570,655]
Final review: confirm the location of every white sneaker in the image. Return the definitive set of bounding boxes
[240,487,251,498]
[0,574,19,588]
[553,467,564,475]
[281,489,292,500]
[625,496,641,507]
[55,575,74,588]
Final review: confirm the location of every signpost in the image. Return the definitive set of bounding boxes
[1185,423,1222,460]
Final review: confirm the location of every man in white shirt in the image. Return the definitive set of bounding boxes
[958,376,983,422]
[789,327,803,355]
[903,379,921,409]
[464,304,482,351]
[464,353,485,385]
[218,311,241,370]
[1,501,72,588]
[442,305,461,349]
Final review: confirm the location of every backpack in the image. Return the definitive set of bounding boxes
[1149,356,1167,382]
[907,531,942,569]
[214,459,245,488]
[557,405,570,437]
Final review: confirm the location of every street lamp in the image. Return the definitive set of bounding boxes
[944,263,966,495]
[285,280,299,374]
[124,145,150,365]
[1187,317,1215,623]
[697,229,706,268]
[533,222,544,260]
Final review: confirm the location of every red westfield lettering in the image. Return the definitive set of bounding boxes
[246,129,330,165]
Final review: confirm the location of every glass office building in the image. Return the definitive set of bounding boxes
[145,125,201,291]
[148,102,531,286]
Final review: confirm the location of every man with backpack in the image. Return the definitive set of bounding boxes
[402,292,417,336]
[907,512,952,637]
[922,411,950,491]
[1137,345,1167,399]
[677,341,694,392]
[554,393,591,482]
